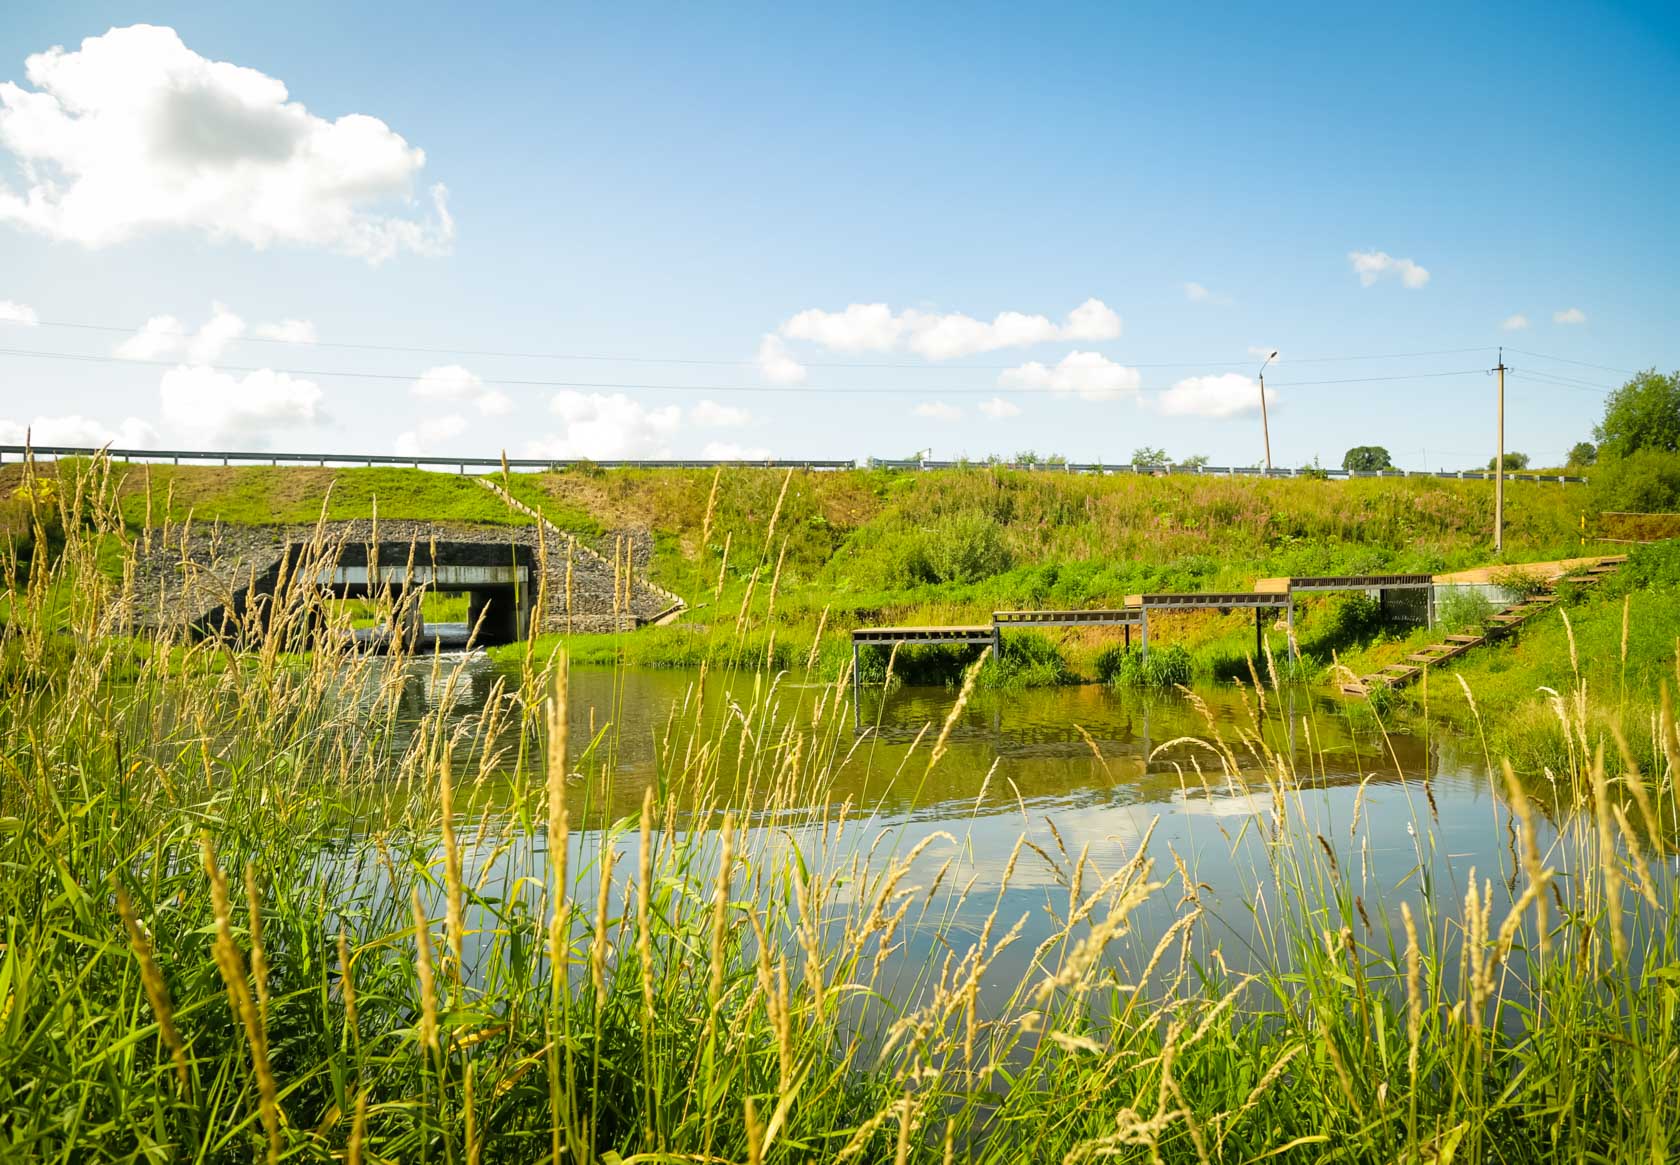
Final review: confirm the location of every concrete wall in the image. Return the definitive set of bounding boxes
[124,517,684,639]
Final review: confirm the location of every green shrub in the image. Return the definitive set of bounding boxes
[1436,586,1494,632]
[983,631,1075,688]
[889,513,1011,587]
[1591,448,1680,513]
[1489,566,1551,599]
[1108,643,1192,688]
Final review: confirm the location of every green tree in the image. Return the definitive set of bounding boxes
[1487,452,1530,471]
[1567,441,1597,468]
[1342,445,1393,472]
[1594,369,1680,461]
[1180,453,1210,469]
[1131,446,1168,465]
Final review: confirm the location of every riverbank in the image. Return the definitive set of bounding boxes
[5,481,1680,1161]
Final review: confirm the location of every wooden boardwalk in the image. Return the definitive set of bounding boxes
[846,557,1631,708]
[1339,557,1626,696]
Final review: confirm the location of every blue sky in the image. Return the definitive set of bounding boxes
[0,2,1675,467]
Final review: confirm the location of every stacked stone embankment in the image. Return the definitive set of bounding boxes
[122,515,684,637]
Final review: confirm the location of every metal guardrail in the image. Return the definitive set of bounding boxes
[0,445,1589,484]
[864,458,1588,483]
[0,445,857,472]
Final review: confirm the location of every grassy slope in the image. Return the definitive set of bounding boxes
[4,459,1616,680]
[1384,539,1680,773]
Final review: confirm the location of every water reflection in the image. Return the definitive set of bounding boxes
[375,657,1550,1011]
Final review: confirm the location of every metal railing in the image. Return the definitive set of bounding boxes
[0,444,1589,484]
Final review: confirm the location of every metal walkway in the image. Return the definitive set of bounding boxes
[1339,557,1626,696]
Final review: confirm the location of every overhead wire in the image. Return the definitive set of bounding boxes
[0,344,1492,395]
[13,316,1496,370]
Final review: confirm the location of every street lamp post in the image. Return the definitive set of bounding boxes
[1257,350,1278,471]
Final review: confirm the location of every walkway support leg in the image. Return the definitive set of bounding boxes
[1140,609,1149,661]
[1287,597,1297,661]
[1255,608,1262,666]
[851,641,860,729]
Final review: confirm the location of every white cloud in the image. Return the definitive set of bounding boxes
[1184,282,1230,305]
[690,399,751,427]
[159,365,323,443]
[1156,373,1273,419]
[0,413,155,447]
[781,303,905,352]
[1500,313,1530,331]
[702,440,771,460]
[408,363,509,416]
[411,364,482,400]
[1553,307,1587,325]
[528,392,681,460]
[0,24,452,261]
[1062,298,1124,341]
[1348,250,1430,289]
[393,414,468,457]
[978,396,1021,419]
[998,350,1142,402]
[476,390,513,417]
[913,401,962,421]
[0,298,37,325]
[773,297,1121,365]
[115,314,185,360]
[755,333,807,384]
[113,303,270,363]
[253,318,316,343]
[187,303,245,363]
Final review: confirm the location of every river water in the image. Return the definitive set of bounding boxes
[387,656,1543,1011]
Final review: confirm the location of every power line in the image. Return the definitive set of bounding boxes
[1510,368,1618,395]
[0,345,1492,395]
[14,317,1494,370]
[1504,348,1639,377]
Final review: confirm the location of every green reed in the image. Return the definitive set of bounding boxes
[2,455,1678,1162]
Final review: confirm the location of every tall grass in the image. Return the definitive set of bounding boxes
[3,457,1679,1161]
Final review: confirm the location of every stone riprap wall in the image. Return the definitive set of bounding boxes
[123,517,683,637]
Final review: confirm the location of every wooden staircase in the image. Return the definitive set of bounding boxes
[1339,556,1626,697]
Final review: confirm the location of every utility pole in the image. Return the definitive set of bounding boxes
[1494,348,1506,555]
[1257,350,1278,471]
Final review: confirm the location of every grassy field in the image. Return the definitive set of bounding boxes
[1,457,1622,687]
[3,461,1680,1161]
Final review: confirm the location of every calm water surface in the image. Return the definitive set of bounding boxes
[386,658,1545,1004]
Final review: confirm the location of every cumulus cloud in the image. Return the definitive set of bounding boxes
[115,314,187,360]
[702,440,771,460]
[772,297,1121,366]
[0,24,452,261]
[0,413,155,447]
[1500,313,1530,331]
[913,401,962,421]
[755,333,806,384]
[409,364,510,416]
[1348,250,1430,289]
[527,392,681,460]
[978,396,1021,419]
[159,365,323,443]
[1184,282,1230,305]
[1156,373,1273,418]
[113,303,286,364]
[998,351,1142,402]
[0,298,36,325]
[393,414,468,457]
[690,399,751,427]
[254,318,316,343]
[1554,307,1587,325]
[781,303,905,352]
